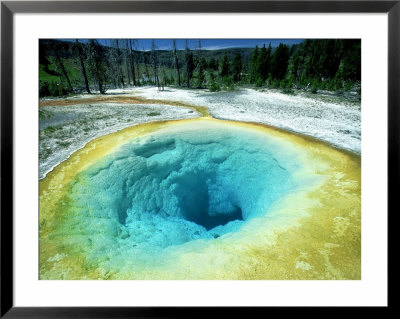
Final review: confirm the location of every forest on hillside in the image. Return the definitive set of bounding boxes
[39,39,361,97]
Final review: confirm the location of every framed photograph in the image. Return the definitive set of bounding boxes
[1,0,394,316]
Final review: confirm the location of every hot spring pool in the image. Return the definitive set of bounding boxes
[39,118,361,280]
[65,121,300,248]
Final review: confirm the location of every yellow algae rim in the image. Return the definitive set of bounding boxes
[39,117,360,280]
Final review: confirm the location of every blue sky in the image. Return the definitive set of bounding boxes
[69,39,304,50]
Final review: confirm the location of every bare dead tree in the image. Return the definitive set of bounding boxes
[104,40,117,88]
[134,41,141,84]
[115,39,125,87]
[52,42,73,92]
[123,40,131,85]
[151,40,160,90]
[75,39,90,93]
[184,40,194,88]
[198,39,202,58]
[172,39,181,86]
[129,39,137,86]
[88,39,105,94]
[143,47,150,84]
[160,67,166,91]
[109,40,120,88]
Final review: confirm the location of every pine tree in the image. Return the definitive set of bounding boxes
[283,55,296,91]
[185,41,194,87]
[208,57,218,71]
[258,44,272,82]
[208,71,220,92]
[196,57,206,88]
[249,45,260,83]
[219,52,230,78]
[232,53,243,82]
[270,43,290,80]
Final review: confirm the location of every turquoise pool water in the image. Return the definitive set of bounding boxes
[63,123,301,256]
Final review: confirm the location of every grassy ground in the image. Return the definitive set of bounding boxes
[40,56,82,84]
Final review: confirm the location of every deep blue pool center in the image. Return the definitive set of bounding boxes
[68,124,296,249]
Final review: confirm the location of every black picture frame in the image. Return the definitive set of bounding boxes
[1,0,395,317]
